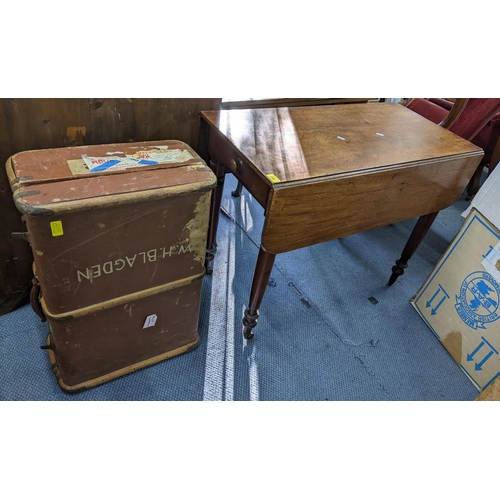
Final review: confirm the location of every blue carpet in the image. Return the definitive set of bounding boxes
[0,175,480,400]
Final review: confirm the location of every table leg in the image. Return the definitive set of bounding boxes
[388,212,439,286]
[466,162,485,200]
[205,159,226,274]
[243,246,276,339]
[232,180,243,198]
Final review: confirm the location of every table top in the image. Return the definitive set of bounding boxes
[201,103,482,184]
[202,103,484,253]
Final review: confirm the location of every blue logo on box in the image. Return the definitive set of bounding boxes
[455,271,500,330]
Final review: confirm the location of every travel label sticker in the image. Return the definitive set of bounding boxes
[81,147,194,173]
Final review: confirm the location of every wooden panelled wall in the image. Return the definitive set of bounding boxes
[0,98,222,316]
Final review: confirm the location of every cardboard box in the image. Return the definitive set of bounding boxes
[411,208,500,392]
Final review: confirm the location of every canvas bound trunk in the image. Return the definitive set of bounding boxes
[6,140,216,392]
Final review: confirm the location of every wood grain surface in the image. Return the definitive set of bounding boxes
[263,155,481,253]
[202,104,482,182]
[201,103,484,254]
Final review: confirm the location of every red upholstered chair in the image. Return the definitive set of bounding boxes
[406,98,500,199]
[389,98,500,286]
[407,98,453,124]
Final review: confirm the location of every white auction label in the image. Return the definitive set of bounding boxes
[143,314,158,329]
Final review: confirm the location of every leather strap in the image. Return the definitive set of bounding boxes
[30,277,46,323]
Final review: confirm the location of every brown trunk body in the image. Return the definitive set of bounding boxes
[7,140,216,391]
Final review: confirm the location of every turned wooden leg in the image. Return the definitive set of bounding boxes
[466,163,486,201]
[388,212,439,286]
[232,180,243,197]
[205,159,226,274]
[243,246,276,339]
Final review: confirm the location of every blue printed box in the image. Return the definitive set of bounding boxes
[411,208,500,392]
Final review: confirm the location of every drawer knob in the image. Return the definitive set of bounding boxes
[229,158,243,175]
